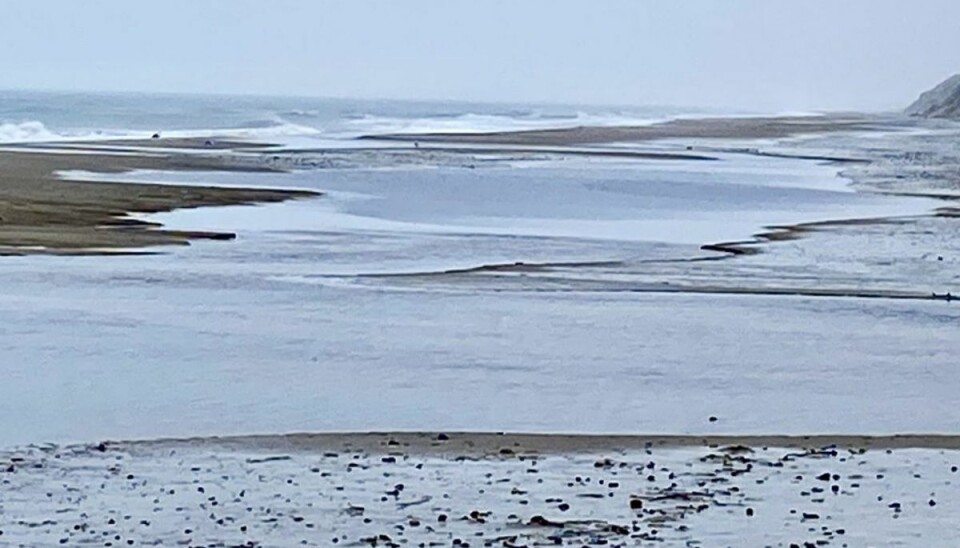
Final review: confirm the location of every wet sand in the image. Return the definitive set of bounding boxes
[0,112,924,256]
[0,148,317,254]
[3,119,960,545]
[361,113,880,146]
[124,432,960,454]
[3,432,959,546]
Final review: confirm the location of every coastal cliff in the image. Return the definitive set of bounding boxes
[906,74,960,118]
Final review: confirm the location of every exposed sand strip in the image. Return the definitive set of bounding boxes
[3,432,959,546]
[0,148,318,254]
[116,432,960,454]
[360,114,879,146]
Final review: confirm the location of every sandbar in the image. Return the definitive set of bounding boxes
[0,147,317,255]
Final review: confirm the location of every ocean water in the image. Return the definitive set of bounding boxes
[1,91,958,446]
[0,89,722,145]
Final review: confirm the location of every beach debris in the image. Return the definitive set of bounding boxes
[0,437,957,546]
[245,455,292,464]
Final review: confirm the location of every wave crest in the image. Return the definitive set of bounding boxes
[0,120,62,143]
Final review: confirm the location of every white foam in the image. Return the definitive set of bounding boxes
[164,121,323,140]
[0,120,67,143]
[0,107,822,149]
[0,120,154,144]
[0,118,323,146]
[337,111,668,136]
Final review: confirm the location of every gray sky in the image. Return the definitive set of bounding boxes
[2,0,958,111]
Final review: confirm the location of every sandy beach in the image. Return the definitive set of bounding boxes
[3,110,960,546]
[0,113,936,256]
[361,113,880,145]
[0,147,315,254]
[0,116,820,255]
[5,1,960,544]
[3,433,960,546]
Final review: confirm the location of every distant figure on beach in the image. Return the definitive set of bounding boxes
[414,141,420,148]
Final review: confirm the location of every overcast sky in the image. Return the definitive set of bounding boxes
[2,0,958,111]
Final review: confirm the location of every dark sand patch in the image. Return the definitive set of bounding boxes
[700,215,914,256]
[284,144,721,162]
[361,114,878,146]
[40,136,279,150]
[118,432,960,455]
[0,148,318,254]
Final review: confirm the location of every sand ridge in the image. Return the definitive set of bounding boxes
[0,146,318,255]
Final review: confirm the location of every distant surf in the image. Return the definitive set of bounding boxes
[0,89,739,147]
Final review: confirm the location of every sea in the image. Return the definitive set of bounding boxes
[1,90,959,446]
[0,89,721,146]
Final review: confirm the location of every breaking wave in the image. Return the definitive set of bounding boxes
[0,119,323,145]
[0,121,66,143]
[335,111,668,136]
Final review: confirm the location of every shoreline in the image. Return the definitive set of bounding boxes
[359,113,883,145]
[92,431,960,454]
[6,430,959,547]
[0,146,318,255]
